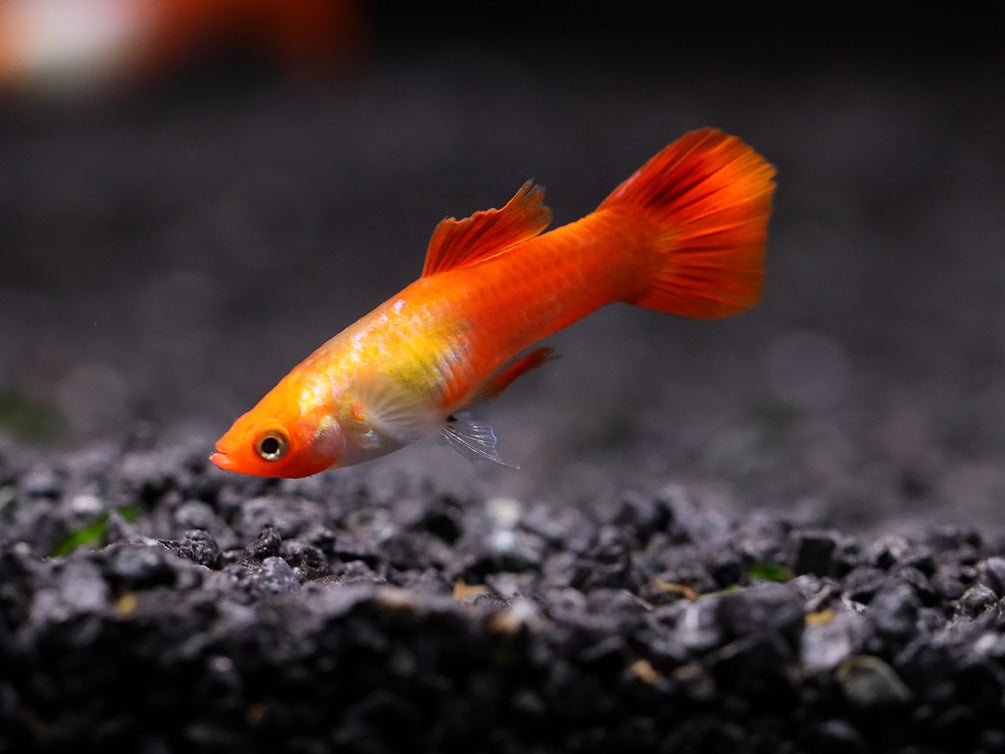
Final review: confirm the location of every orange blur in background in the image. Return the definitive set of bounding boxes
[0,0,367,99]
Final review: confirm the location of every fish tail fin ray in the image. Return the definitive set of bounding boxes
[598,128,776,319]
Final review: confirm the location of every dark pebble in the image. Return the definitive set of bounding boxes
[658,485,730,547]
[868,535,913,569]
[174,500,217,530]
[331,559,384,586]
[236,497,328,540]
[247,524,282,560]
[106,543,182,589]
[734,513,790,562]
[303,524,337,553]
[116,452,174,503]
[784,528,840,576]
[279,540,330,580]
[894,546,937,577]
[843,567,889,602]
[954,584,998,620]
[249,556,301,594]
[802,606,867,674]
[929,570,969,605]
[610,489,671,545]
[570,526,635,591]
[892,565,936,604]
[717,581,805,648]
[707,548,744,588]
[708,632,796,706]
[976,556,1005,596]
[870,581,920,640]
[162,530,223,569]
[673,598,725,653]
[38,557,109,618]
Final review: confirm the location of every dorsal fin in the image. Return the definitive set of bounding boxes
[422,181,552,277]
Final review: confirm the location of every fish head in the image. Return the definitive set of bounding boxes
[210,377,346,478]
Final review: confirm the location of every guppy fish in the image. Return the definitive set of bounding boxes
[211,128,776,478]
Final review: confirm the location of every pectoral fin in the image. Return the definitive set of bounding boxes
[353,375,440,443]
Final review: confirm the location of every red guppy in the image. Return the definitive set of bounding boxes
[212,129,776,477]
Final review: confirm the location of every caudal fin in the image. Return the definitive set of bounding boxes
[598,128,775,319]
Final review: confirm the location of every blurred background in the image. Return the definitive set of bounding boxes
[0,1,1002,537]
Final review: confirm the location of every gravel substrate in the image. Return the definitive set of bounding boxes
[3,437,1005,753]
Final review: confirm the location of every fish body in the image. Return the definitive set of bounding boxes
[212,129,776,477]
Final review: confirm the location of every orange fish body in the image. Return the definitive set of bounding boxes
[212,129,776,477]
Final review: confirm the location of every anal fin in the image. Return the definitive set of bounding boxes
[474,347,558,404]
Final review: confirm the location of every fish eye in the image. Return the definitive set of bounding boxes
[254,430,288,461]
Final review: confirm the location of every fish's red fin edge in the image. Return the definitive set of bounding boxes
[472,346,557,405]
[599,128,776,319]
[422,181,552,277]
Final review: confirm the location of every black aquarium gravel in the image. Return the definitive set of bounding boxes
[2,436,1005,753]
[2,5,1004,753]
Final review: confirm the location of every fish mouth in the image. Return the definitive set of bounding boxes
[209,448,232,471]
